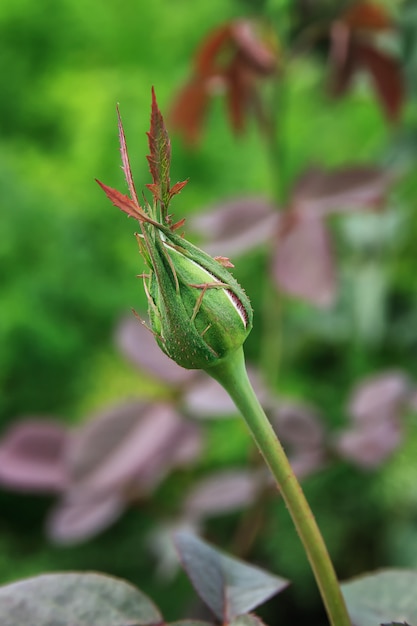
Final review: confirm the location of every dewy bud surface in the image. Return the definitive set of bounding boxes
[97,89,253,372]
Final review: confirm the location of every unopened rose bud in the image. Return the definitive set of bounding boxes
[97,89,252,372]
[144,226,253,370]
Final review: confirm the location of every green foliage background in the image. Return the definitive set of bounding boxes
[2,0,417,623]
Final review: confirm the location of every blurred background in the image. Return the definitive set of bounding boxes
[2,0,417,624]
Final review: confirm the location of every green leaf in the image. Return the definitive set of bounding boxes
[342,568,417,626]
[174,532,289,622]
[0,572,163,626]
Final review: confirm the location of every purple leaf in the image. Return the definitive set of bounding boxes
[190,197,279,257]
[269,401,326,478]
[174,532,289,622]
[0,572,163,626]
[292,166,391,217]
[183,374,237,417]
[115,316,196,385]
[183,469,265,520]
[184,368,271,419]
[270,400,325,450]
[347,371,410,424]
[67,402,201,495]
[335,418,402,469]
[0,420,68,493]
[272,217,336,307]
[46,492,126,545]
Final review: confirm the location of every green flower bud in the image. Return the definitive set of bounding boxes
[143,226,253,370]
[97,89,252,372]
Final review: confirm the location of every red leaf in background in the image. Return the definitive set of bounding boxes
[232,20,277,75]
[170,19,277,145]
[355,40,404,122]
[169,79,211,146]
[329,21,356,97]
[343,1,393,31]
[147,87,172,211]
[195,23,234,77]
[272,216,336,307]
[225,57,251,133]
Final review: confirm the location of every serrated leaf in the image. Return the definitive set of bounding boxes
[342,569,417,626]
[147,87,171,214]
[0,572,163,626]
[174,532,289,622]
[117,105,139,204]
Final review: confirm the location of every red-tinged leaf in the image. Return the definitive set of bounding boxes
[355,41,404,122]
[343,1,393,32]
[214,256,234,268]
[225,58,251,134]
[232,20,277,75]
[329,21,356,97]
[272,217,336,307]
[117,105,139,204]
[169,80,210,146]
[146,87,171,213]
[171,217,186,231]
[194,24,233,77]
[96,180,159,226]
[170,179,188,198]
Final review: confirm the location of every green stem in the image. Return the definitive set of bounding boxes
[207,347,352,626]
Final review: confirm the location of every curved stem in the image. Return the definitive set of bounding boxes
[207,348,352,626]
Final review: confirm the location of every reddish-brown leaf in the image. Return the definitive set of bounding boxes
[343,1,393,32]
[146,87,171,212]
[169,179,188,198]
[96,180,158,225]
[169,80,210,146]
[355,41,404,121]
[117,105,139,204]
[328,21,356,97]
[194,23,234,77]
[225,61,248,134]
[232,19,277,75]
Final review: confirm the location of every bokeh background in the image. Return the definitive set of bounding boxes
[2,0,417,624]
